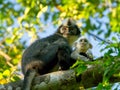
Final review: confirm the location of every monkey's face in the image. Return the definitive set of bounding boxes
[57,19,81,38]
[75,37,92,53]
[59,25,80,37]
[57,19,81,46]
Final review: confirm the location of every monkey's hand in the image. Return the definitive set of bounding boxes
[71,51,90,61]
[77,55,90,61]
[86,50,93,61]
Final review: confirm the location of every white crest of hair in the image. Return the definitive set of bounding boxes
[72,36,85,46]
[76,36,86,41]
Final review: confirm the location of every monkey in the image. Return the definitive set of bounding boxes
[21,18,81,90]
[71,36,93,61]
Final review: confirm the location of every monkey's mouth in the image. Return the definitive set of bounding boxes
[80,45,86,47]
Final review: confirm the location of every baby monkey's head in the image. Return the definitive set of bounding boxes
[74,36,92,53]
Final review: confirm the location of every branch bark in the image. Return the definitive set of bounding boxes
[0,50,11,61]
[1,64,120,90]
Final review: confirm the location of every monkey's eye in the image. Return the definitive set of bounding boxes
[69,27,77,34]
[80,39,88,43]
[84,39,88,42]
[69,29,74,33]
[62,26,68,30]
[80,39,82,42]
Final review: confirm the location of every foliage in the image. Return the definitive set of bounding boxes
[72,35,120,89]
[0,0,120,89]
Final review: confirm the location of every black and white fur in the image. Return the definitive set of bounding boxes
[21,19,81,90]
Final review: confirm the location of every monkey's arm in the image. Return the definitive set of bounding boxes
[57,45,72,70]
[86,50,93,60]
[71,51,89,61]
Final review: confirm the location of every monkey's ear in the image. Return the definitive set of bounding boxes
[57,25,63,34]
[89,43,93,49]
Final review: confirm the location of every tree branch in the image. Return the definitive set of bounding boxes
[0,50,11,61]
[1,63,120,90]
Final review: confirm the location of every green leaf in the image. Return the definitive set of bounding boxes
[0,73,3,79]
[76,65,87,76]
[71,60,80,68]
[112,37,118,42]
[24,7,31,15]
[3,70,10,77]
[11,75,20,81]
[5,38,13,44]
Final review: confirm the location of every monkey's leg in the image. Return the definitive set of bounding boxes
[22,69,36,90]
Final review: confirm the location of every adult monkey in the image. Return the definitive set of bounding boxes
[21,19,81,90]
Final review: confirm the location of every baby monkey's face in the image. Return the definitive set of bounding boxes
[79,38,88,47]
[75,37,92,53]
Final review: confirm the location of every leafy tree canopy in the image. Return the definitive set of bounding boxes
[0,0,120,89]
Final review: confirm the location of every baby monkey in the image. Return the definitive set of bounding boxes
[71,36,93,61]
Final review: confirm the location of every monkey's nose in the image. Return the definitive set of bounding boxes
[81,41,85,43]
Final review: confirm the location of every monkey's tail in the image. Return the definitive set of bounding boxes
[22,69,36,90]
